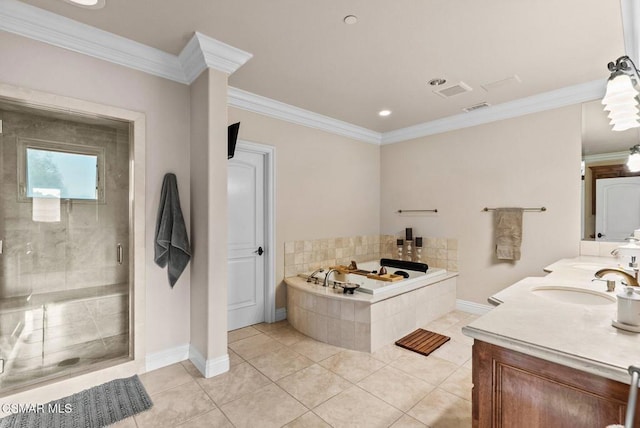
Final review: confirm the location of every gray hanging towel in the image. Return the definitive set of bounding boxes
[154,173,191,287]
[495,208,524,261]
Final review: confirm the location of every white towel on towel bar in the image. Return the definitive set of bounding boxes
[494,208,523,261]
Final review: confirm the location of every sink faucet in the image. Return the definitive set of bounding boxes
[594,268,639,286]
[323,268,340,287]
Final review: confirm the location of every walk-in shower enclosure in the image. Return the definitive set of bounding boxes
[0,101,131,394]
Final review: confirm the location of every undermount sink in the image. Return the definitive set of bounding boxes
[567,263,609,271]
[531,286,616,305]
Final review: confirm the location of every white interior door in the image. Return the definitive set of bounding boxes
[595,176,640,241]
[227,149,265,331]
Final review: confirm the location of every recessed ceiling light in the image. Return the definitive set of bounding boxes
[378,110,391,117]
[344,15,358,24]
[428,78,447,86]
[62,0,105,9]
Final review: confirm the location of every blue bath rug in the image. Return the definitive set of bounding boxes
[0,374,153,428]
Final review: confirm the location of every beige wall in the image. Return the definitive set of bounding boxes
[206,69,229,358]
[228,108,381,309]
[189,68,230,364]
[0,32,192,355]
[380,106,583,304]
[188,72,209,358]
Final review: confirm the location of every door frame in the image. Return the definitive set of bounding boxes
[233,140,276,323]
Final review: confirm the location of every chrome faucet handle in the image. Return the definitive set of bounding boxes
[307,268,325,283]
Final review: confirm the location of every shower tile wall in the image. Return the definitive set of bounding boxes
[0,110,129,298]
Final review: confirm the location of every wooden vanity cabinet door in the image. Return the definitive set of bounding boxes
[472,340,640,428]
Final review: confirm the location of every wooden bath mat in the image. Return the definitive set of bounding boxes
[395,329,450,356]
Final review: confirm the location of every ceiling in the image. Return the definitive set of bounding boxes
[17,0,626,133]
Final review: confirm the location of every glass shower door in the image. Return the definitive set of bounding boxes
[0,105,131,393]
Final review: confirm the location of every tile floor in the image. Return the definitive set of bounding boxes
[116,310,477,428]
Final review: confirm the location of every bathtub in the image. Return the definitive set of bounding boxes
[309,261,448,295]
[285,261,458,352]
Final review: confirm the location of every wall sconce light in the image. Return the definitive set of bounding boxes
[627,144,640,172]
[603,56,640,131]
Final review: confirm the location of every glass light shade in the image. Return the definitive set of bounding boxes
[61,0,105,8]
[612,120,640,131]
[606,103,639,117]
[603,74,640,130]
[603,74,638,104]
[628,152,640,172]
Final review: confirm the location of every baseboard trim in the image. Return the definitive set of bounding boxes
[145,344,189,372]
[189,345,230,378]
[456,299,494,315]
[275,307,287,322]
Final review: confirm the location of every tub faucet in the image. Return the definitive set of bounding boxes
[594,268,639,286]
[323,268,340,288]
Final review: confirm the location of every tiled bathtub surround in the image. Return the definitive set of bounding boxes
[421,237,459,272]
[284,235,459,277]
[284,235,395,277]
[287,276,457,352]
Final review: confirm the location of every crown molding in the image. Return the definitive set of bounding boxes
[0,0,613,146]
[0,0,188,83]
[179,32,252,83]
[0,0,251,85]
[228,87,383,145]
[582,151,629,163]
[381,79,605,145]
[195,32,253,76]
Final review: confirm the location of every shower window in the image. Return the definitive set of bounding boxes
[17,138,105,203]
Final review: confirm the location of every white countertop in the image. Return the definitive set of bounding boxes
[285,271,458,304]
[463,256,640,384]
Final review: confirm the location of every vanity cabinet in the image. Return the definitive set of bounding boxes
[472,340,640,427]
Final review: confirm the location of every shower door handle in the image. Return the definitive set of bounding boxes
[117,244,123,265]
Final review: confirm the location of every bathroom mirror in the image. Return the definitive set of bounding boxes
[581,99,640,241]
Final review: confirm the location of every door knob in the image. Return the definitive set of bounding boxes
[597,233,606,238]
[254,247,264,256]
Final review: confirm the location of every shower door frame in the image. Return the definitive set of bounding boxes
[0,82,146,400]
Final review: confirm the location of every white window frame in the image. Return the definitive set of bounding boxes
[17,137,106,203]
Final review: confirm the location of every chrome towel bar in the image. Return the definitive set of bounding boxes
[483,207,547,212]
[397,209,438,213]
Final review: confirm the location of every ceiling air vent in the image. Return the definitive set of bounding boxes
[463,102,491,112]
[433,81,472,98]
